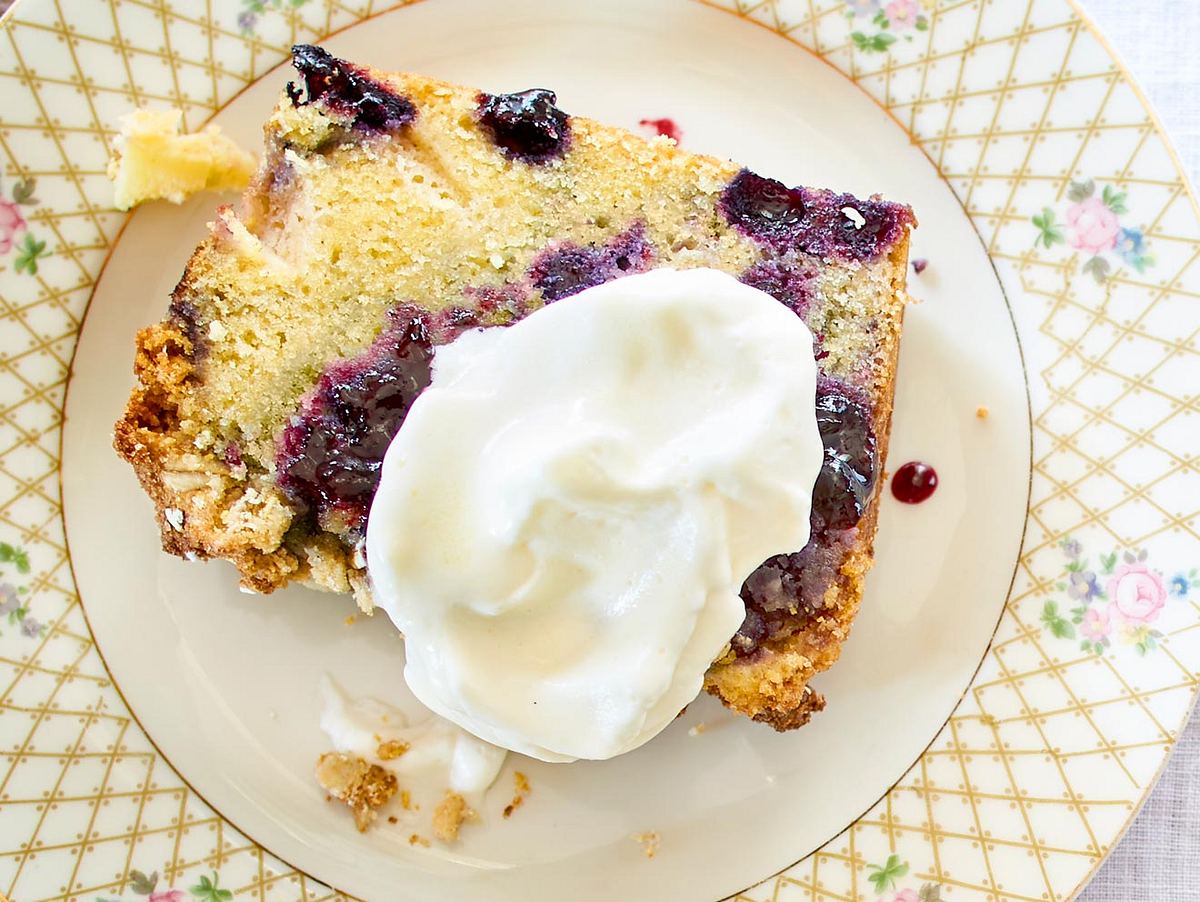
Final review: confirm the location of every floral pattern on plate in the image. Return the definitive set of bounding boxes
[867,855,943,900]
[0,176,47,276]
[97,869,232,902]
[1041,539,1193,657]
[237,0,314,35]
[843,0,931,53]
[0,542,39,638]
[1031,179,1154,282]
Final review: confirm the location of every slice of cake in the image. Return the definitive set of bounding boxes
[115,45,914,731]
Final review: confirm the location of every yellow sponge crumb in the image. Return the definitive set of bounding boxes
[107,108,256,211]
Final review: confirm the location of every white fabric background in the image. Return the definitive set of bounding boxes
[1073,4,1200,899]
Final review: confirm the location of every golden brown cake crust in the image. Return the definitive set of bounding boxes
[113,313,305,595]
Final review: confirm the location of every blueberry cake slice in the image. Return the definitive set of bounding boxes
[115,46,915,731]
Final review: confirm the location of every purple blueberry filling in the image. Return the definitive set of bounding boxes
[720,169,913,262]
[811,379,877,536]
[276,308,436,533]
[529,224,653,302]
[463,281,531,318]
[722,170,806,237]
[168,298,204,357]
[476,89,571,163]
[739,255,819,318]
[734,529,855,655]
[287,44,416,134]
[734,378,878,655]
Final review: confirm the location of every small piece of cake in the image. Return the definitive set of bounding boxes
[116,45,914,731]
[314,752,398,831]
[107,108,256,210]
[432,791,474,842]
[632,831,661,859]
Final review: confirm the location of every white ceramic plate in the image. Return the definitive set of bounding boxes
[2,1,1199,900]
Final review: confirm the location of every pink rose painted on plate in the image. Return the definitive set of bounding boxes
[842,0,929,53]
[1108,562,1166,626]
[885,0,921,28]
[1032,179,1153,282]
[149,891,186,902]
[1081,605,1110,641]
[0,198,26,254]
[1042,541,1184,657]
[1066,195,1119,255]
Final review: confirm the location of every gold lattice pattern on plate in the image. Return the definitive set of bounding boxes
[0,0,1197,899]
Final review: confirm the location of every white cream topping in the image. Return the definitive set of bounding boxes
[318,676,507,796]
[367,267,823,762]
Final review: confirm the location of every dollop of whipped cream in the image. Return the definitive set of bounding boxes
[319,676,507,796]
[367,267,823,762]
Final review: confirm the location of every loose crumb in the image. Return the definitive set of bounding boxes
[408,833,431,848]
[387,816,398,824]
[377,739,410,761]
[912,258,929,274]
[502,771,532,818]
[433,791,476,842]
[314,752,398,832]
[687,722,707,736]
[400,789,412,810]
[632,831,661,859]
[344,614,357,626]
[976,405,990,419]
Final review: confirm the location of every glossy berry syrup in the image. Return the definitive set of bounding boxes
[719,168,914,262]
[891,461,938,504]
[733,378,878,655]
[287,44,416,133]
[275,307,483,533]
[639,118,682,142]
[476,89,571,163]
[811,382,877,535]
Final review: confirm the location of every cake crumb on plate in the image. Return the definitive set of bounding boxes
[377,738,410,760]
[976,405,990,419]
[433,790,476,842]
[313,752,398,832]
[503,770,531,818]
[631,831,661,859]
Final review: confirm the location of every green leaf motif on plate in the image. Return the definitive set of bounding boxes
[867,853,909,893]
[189,873,233,902]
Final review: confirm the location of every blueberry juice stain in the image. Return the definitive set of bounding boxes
[891,461,938,504]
